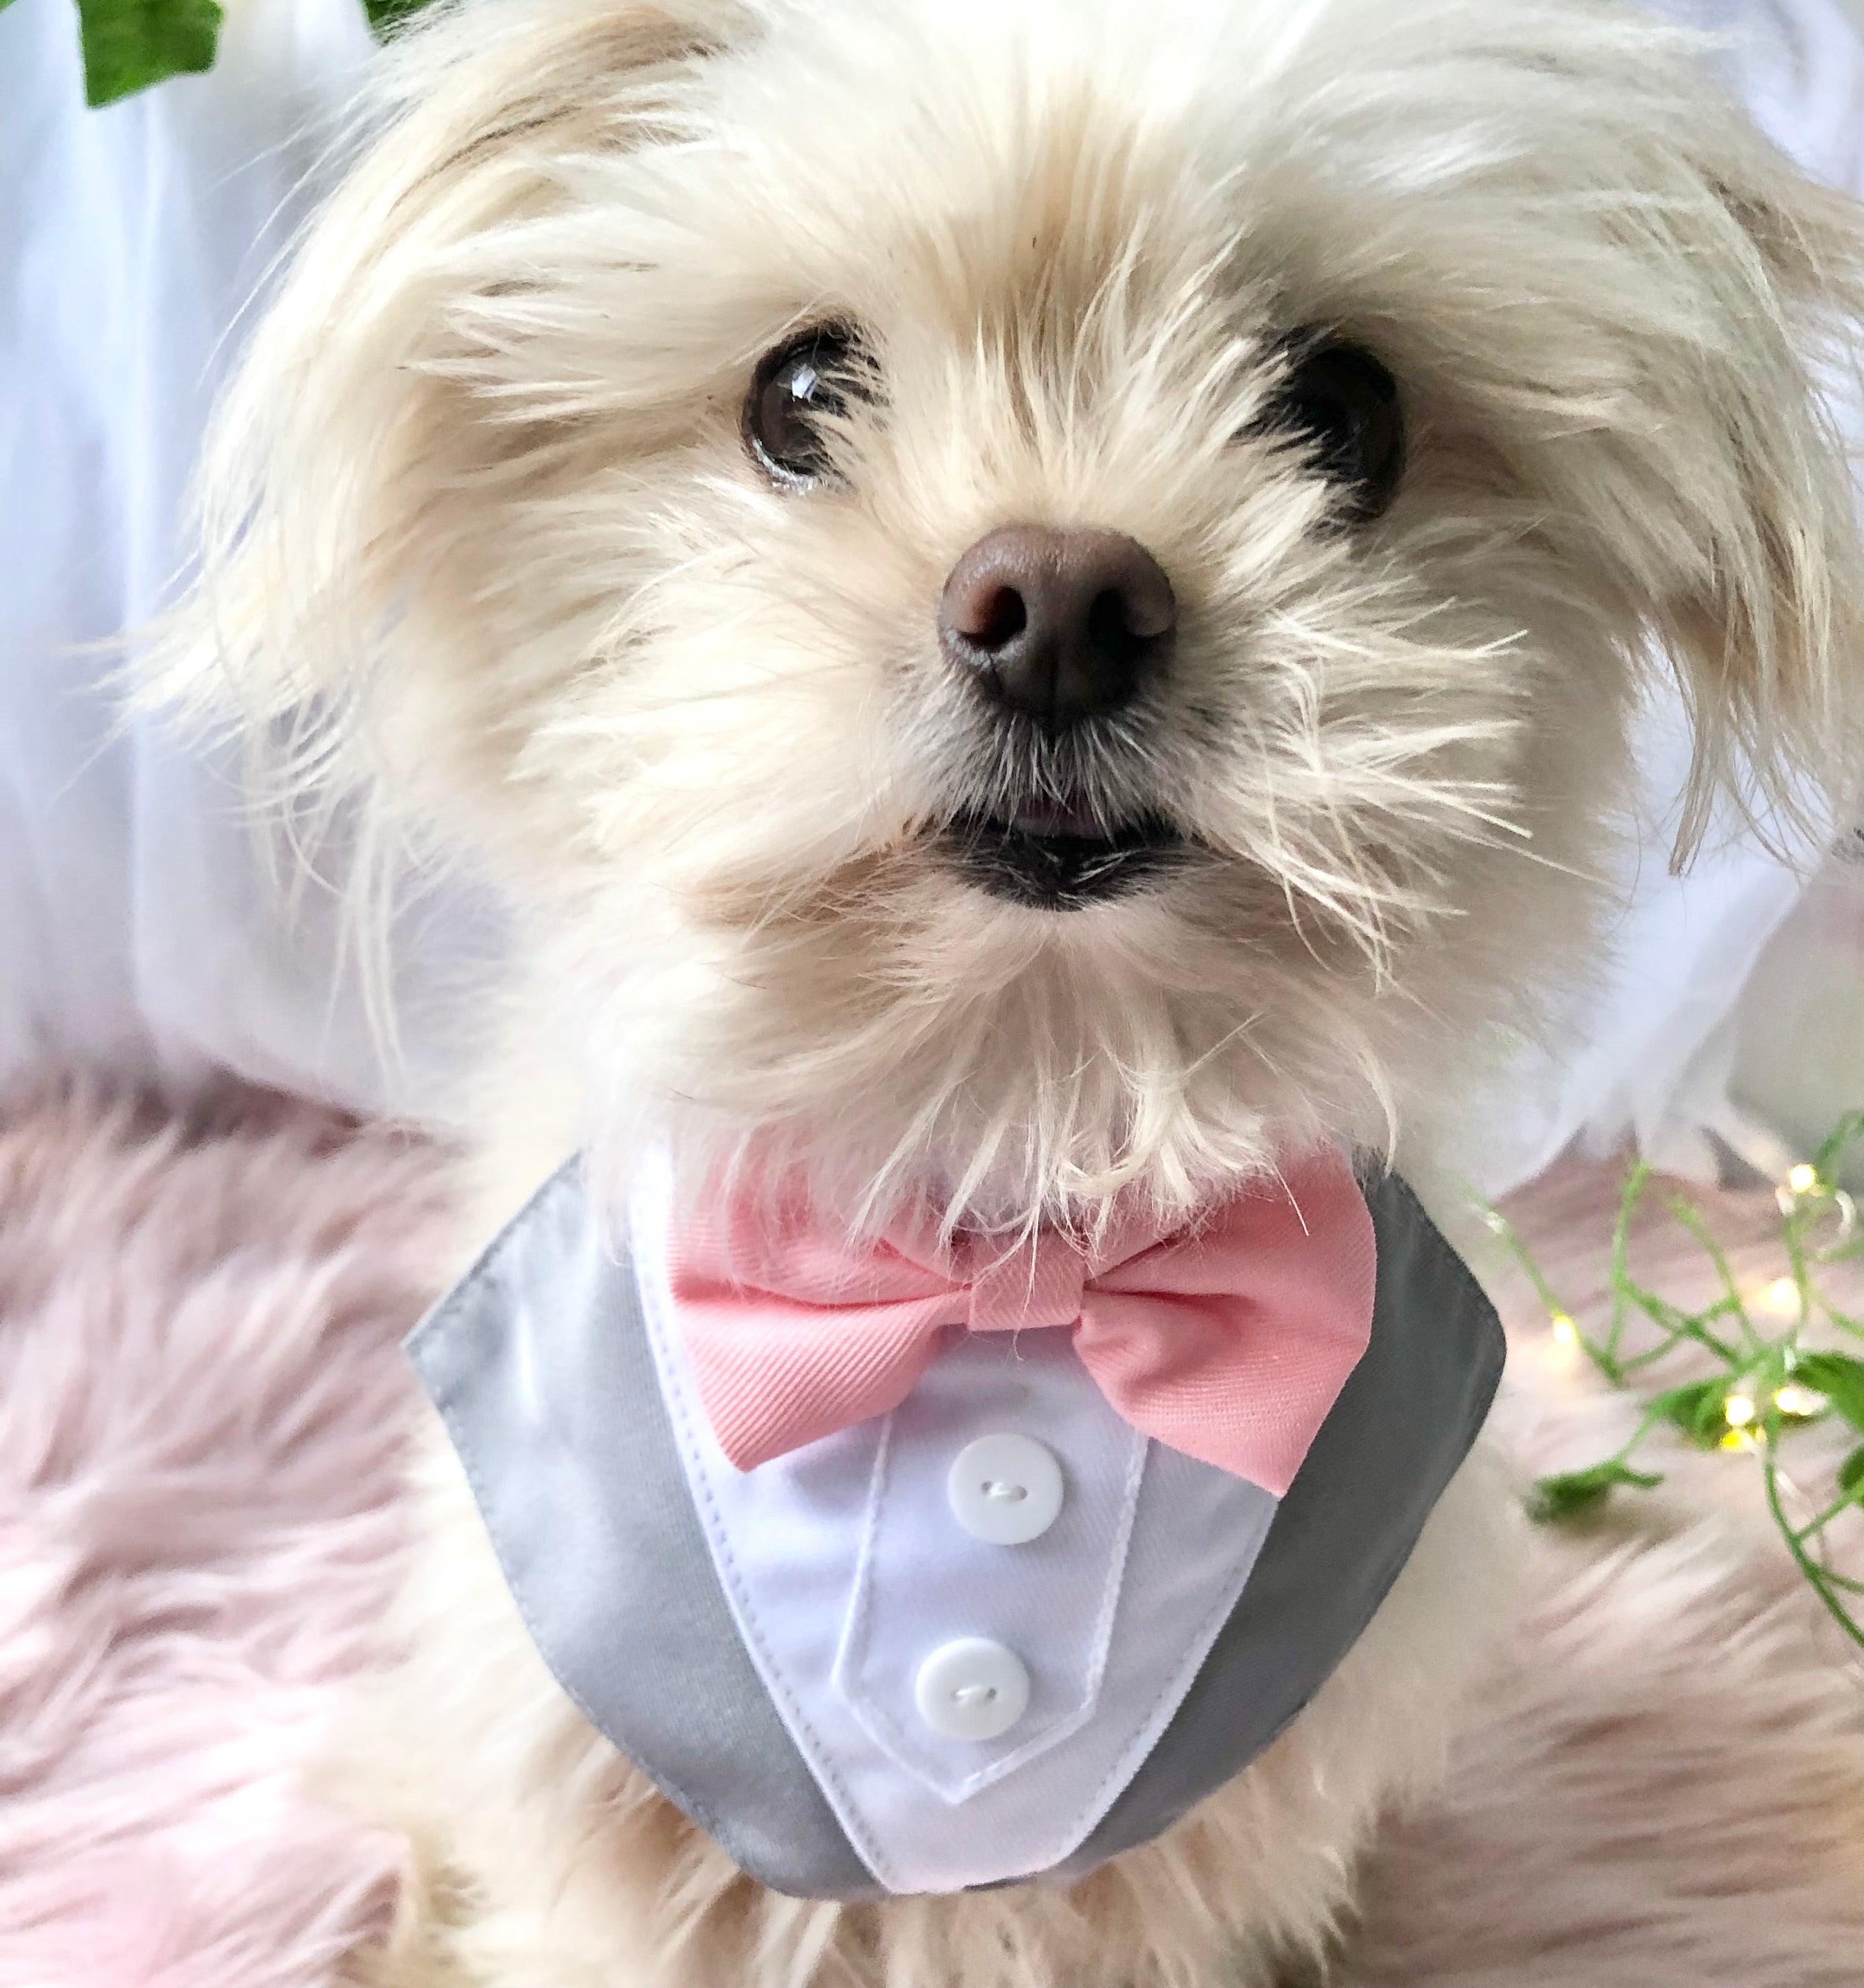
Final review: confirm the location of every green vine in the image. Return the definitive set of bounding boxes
[1490,1113,1864,1651]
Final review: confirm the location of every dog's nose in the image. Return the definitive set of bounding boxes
[938,526,1176,732]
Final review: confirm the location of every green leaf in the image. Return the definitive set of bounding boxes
[362,0,427,36]
[1813,1111,1864,1185]
[75,0,223,105]
[1839,1445,1864,1502]
[1793,1353,1864,1434]
[1527,1460,1664,1524]
[1651,1379,1733,1447]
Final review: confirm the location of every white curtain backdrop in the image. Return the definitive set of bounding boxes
[0,0,493,1117]
[1,0,1861,1187]
[1461,0,1864,1190]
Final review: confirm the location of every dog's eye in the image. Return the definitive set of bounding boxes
[1255,338,1405,525]
[744,324,863,489]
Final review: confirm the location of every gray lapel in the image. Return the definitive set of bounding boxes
[1058,1171,1503,1874]
[409,1161,1502,1901]
[409,1163,881,1901]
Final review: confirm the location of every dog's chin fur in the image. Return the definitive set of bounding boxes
[146,0,1864,1980]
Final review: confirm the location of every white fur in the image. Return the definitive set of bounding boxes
[145,0,1864,1982]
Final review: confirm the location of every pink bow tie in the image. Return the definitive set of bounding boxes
[665,1149,1376,1497]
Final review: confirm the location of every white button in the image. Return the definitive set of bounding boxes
[914,1637,1031,1742]
[947,1433,1065,1544]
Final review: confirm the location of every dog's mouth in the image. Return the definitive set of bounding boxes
[941,800,1187,909]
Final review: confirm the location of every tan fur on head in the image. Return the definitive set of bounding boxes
[142,1,1864,1982]
[151,0,1864,1234]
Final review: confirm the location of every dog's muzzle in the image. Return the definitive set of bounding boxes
[935,525,1187,909]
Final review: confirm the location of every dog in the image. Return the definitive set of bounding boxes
[147,0,1864,1980]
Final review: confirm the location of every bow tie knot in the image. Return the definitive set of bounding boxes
[664,1151,1378,1497]
[960,1232,1090,1334]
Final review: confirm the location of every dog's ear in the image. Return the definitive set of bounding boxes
[142,0,749,778]
[1613,119,1864,864]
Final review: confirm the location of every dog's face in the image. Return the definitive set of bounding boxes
[175,0,1863,1222]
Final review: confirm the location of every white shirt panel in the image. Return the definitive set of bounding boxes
[833,1332,1147,1802]
[630,1164,1279,1894]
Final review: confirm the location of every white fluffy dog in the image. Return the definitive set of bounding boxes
[153,0,1864,1982]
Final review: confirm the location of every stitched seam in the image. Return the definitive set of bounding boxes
[829,1413,892,1730]
[834,1404,1146,1803]
[1081,1429,1148,1703]
[1047,1488,1282,1864]
[633,1178,904,1893]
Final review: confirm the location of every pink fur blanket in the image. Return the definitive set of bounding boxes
[1,1090,1861,1988]
[0,1093,447,1988]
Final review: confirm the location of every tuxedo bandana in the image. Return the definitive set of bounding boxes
[409,1156,1503,1899]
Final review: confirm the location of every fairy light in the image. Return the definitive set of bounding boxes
[1788,1163,1820,1195]
[1758,1276,1800,1317]
[1774,1383,1827,1418]
[1722,1393,1757,1429]
[1550,1311,1578,1347]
